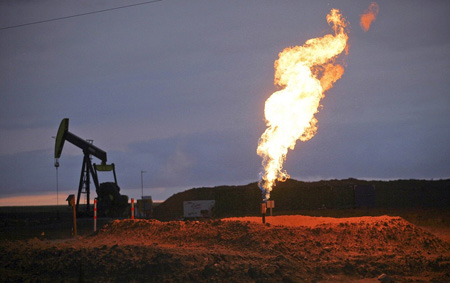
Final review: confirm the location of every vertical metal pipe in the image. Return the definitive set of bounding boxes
[141,170,147,199]
[131,198,135,220]
[73,204,77,236]
[56,166,59,206]
[261,203,266,224]
[94,199,97,232]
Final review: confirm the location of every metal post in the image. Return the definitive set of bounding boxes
[267,200,274,216]
[94,198,97,232]
[131,198,135,220]
[55,164,60,219]
[67,195,76,236]
[141,170,146,199]
[261,203,266,224]
[76,157,87,214]
[53,137,59,207]
[73,203,77,236]
[56,166,59,206]
[86,157,90,213]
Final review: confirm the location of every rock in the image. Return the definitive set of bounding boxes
[377,273,393,282]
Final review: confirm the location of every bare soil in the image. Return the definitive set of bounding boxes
[1,215,450,282]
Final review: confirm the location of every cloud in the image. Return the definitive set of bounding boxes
[0,149,77,197]
[286,119,450,181]
[120,128,261,189]
[0,127,261,201]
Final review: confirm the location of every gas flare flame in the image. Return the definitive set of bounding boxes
[257,9,349,201]
[360,2,379,32]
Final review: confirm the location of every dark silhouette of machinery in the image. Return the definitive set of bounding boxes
[54,118,128,217]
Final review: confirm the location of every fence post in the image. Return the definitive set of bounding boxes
[267,200,274,216]
[94,198,97,232]
[131,198,135,220]
[261,203,266,224]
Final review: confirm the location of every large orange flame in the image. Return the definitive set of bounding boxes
[360,2,379,32]
[257,9,349,201]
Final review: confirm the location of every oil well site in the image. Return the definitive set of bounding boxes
[1,119,450,282]
[1,178,450,282]
[1,61,449,282]
[1,93,450,282]
[2,1,450,282]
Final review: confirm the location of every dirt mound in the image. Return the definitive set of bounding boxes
[1,215,450,282]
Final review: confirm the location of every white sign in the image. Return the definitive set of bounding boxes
[183,200,215,218]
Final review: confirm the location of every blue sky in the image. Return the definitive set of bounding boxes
[1,0,449,204]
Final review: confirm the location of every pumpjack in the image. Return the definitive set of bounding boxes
[54,118,128,217]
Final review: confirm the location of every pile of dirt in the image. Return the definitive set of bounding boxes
[1,215,449,282]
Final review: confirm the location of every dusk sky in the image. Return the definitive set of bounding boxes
[1,0,449,205]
